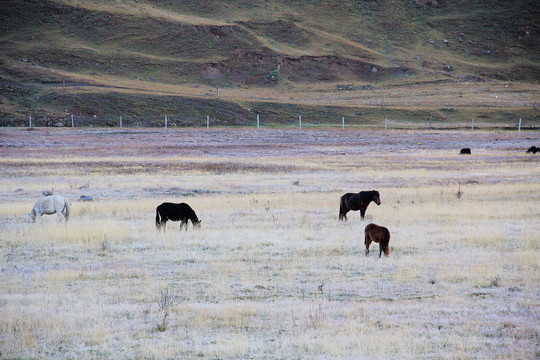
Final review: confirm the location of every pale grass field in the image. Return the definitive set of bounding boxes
[0,129,539,359]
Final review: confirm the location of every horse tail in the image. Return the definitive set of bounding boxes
[339,196,345,220]
[30,207,37,222]
[155,208,161,229]
[381,228,391,258]
[63,200,70,222]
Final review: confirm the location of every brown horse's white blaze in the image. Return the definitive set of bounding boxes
[364,223,391,258]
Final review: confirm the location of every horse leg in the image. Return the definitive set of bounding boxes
[180,220,187,231]
[381,238,390,257]
[56,211,64,224]
[161,220,167,232]
[365,235,371,256]
[340,208,348,221]
[360,208,366,220]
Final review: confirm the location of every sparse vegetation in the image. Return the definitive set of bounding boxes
[155,287,178,332]
[456,184,463,199]
[98,236,109,256]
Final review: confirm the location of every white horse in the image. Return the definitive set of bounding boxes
[29,195,70,223]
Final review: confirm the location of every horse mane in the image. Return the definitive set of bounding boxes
[190,208,200,222]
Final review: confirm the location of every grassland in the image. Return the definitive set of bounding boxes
[0,128,538,359]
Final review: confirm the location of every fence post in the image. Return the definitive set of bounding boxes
[385,118,388,130]
[518,118,521,133]
[119,116,122,128]
[257,114,260,129]
[342,116,345,130]
[299,115,302,129]
[429,116,432,128]
[164,115,168,128]
[71,115,74,128]
[29,115,32,128]
[207,115,209,128]
[471,118,474,130]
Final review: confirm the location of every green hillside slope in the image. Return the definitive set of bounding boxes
[1,0,538,126]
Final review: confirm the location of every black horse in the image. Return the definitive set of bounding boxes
[339,190,381,221]
[460,148,471,155]
[156,202,201,231]
[526,146,539,154]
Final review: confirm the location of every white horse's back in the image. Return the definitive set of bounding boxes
[31,195,69,222]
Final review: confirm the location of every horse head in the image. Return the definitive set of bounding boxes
[372,190,381,205]
[193,219,202,229]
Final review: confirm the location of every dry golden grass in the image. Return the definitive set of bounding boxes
[0,129,538,359]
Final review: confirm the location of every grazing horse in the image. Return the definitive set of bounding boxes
[156,202,201,231]
[339,190,381,221]
[460,148,471,155]
[364,223,391,258]
[526,146,539,154]
[29,195,70,223]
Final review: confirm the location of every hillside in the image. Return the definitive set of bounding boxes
[0,0,539,127]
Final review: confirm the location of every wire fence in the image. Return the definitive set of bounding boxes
[18,114,540,131]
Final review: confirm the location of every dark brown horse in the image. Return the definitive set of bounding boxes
[339,190,381,221]
[364,223,391,258]
[156,202,201,231]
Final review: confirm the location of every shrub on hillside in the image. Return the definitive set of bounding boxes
[415,0,439,7]
[267,70,280,82]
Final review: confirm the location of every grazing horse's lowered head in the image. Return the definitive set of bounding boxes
[339,190,381,221]
[155,202,201,231]
[192,219,202,229]
[29,194,70,223]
